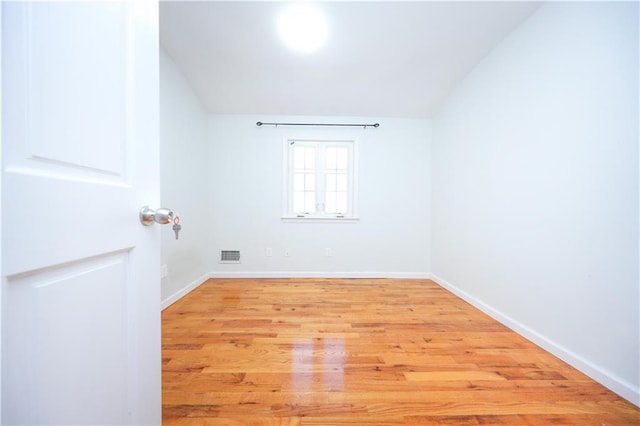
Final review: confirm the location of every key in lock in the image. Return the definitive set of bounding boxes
[172,216,181,240]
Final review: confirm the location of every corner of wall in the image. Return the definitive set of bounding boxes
[161,272,211,310]
[160,46,210,305]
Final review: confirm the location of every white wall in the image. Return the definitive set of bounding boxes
[432,1,639,404]
[208,115,431,277]
[159,50,210,306]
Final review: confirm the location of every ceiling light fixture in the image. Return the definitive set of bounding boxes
[278,3,328,53]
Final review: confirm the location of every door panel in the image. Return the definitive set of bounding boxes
[25,2,128,175]
[3,173,135,276]
[4,1,129,180]
[6,251,131,424]
[2,1,160,424]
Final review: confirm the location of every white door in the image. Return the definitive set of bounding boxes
[2,1,161,424]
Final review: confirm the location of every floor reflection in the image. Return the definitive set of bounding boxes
[323,338,344,391]
[291,338,345,393]
[291,340,313,393]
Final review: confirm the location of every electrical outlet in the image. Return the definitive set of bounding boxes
[325,248,332,257]
[266,247,273,257]
[160,264,168,278]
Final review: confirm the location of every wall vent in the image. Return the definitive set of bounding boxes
[219,250,241,264]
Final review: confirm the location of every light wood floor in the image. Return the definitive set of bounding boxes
[162,278,639,425]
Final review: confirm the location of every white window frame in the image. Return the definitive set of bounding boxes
[282,137,359,222]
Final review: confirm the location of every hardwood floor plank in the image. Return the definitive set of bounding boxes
[404,371,508,381]
[162,278,639,424]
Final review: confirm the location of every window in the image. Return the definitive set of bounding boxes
[284,138,358,220]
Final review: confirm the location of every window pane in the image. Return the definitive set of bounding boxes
[336,148,348,169]
[326,147,337,170]
[336,192,347,213]
[305,147,315,169]
[295,146,316,171]
[326,191,347,214]
[304,193,316,213]
[295,173,315,191]
[325,192,336,213]
[337,174,347,191]
[326,173,336,191]
[294,191,316,213]
[294,191,305,213]
[294,146,305,169]
[294,173,305,191]
[305,174,315,191]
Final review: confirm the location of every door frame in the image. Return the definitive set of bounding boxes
[1,1,4,420]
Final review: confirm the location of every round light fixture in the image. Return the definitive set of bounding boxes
[278,3,328,53]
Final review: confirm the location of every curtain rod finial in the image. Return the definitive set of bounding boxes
[256,121,263,126]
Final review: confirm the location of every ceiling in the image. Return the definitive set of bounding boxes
[160,1,542,118]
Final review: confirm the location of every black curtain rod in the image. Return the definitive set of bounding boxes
[256,121,379,128]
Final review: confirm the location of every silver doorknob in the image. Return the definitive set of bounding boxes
[139,206,174,226]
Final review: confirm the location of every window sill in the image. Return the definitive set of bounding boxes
[281,216,360,223]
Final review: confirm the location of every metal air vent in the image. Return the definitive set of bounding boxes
[219,250,241,264]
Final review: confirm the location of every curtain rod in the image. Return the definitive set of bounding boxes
[256,121,379,128]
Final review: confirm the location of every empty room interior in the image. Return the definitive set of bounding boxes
[5,0,639,423]
[157,1,640,423]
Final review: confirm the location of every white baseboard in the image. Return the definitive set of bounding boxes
[429,273,640,407]
[161,272,210,310]
[207,271,431,279]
